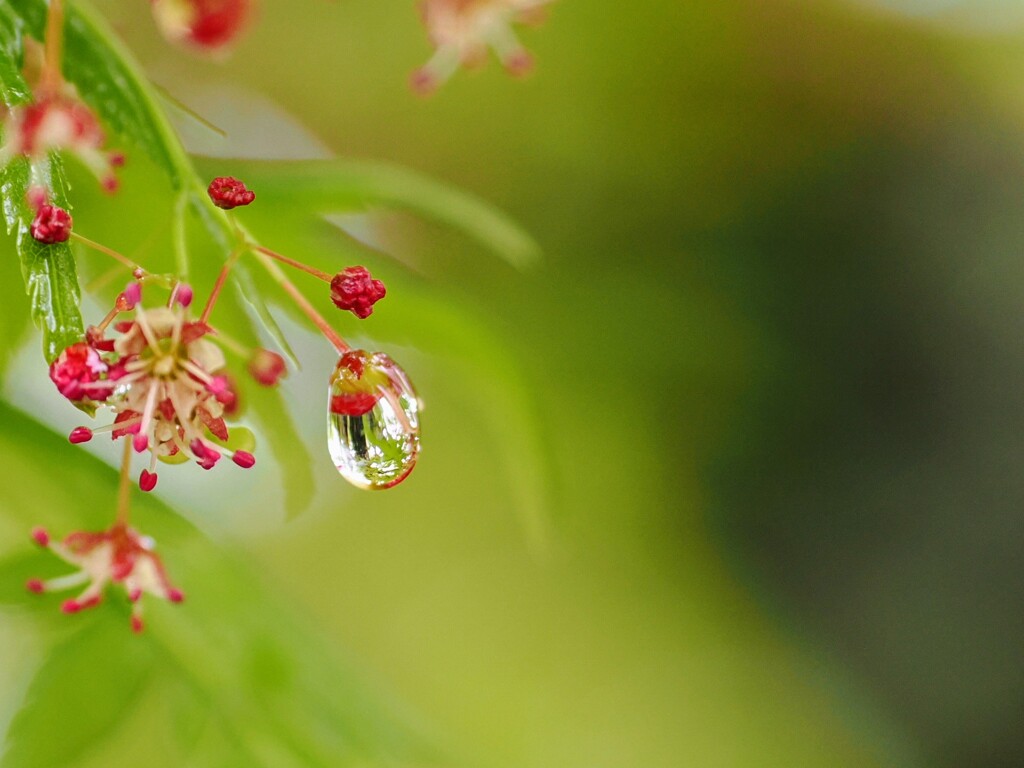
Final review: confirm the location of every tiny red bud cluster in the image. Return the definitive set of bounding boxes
[330,267,386,319]
[208,176,255,209]
[30,204,73,244]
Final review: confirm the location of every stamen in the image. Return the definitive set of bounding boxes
[134,381,160,453]
[231,450,256,468]
[68,427,93,444]
[139,469,158,492]
[36,571,90,593]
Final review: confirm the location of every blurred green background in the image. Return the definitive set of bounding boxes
[3,0,1024,765]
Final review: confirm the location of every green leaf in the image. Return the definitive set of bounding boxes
[1,617,157,768]
[0,401,439,766]
[194,157,543,270]
[0,5,29,108]
[0,155,84,362]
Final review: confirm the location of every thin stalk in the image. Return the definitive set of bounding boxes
[252,245,331,282]
[71,232,139,271]
[173,193,190,279]
[115,438,132,525]
[200,249,242,325]
[40,0,65,97]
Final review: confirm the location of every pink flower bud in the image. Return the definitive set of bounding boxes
[247,348,287,386]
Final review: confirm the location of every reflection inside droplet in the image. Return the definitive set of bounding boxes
[327,350,420,490]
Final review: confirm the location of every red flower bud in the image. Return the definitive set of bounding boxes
[207,176,255,209]
[30,204,73,244]
[330,266,386,319]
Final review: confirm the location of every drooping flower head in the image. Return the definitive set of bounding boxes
[27,524,183,633]
[0,90,123,192]
[412,0,552,94]
[151,0,253,52]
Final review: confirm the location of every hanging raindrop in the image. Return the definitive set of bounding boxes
[327,350,420,490]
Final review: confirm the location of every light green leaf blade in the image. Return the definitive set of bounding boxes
[0,5,29,107]
[195,157,543,270]
[0,402,440,766]
[1,617,156,768]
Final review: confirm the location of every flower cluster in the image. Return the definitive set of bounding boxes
[27,524,183,633]
[412,0,553,94]
[52,283,258,491]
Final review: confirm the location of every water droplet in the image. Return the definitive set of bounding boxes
[327,350,420,490]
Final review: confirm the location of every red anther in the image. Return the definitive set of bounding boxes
[206,375,228,395]
[133,433,149,453]
[232,450,255,469]
[128,587,143,603]
[61,599,82,614]
[31,527,50,547]
[123,282,142,309]
[504,49,534,77]
[190,438,221,470]
[130,615,144,633]
[167,588,185,603]
[139,470,158,492]
[410,68,438,97]
[30,204,73,244]
[69,427,94,444]
[207,176,255,209]
[175,283,194,307]
[26,579,44,594]
[110,152,126,168]
[330,266,387,319]
[247,348,286,386]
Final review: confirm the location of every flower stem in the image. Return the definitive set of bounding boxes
[40,0,65,97]
[252,245,331,282]
[116,437,132,525]
[199,249,242,325]
[250,247,348,353]
[173,193,190,279]
[70,232,139,271]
